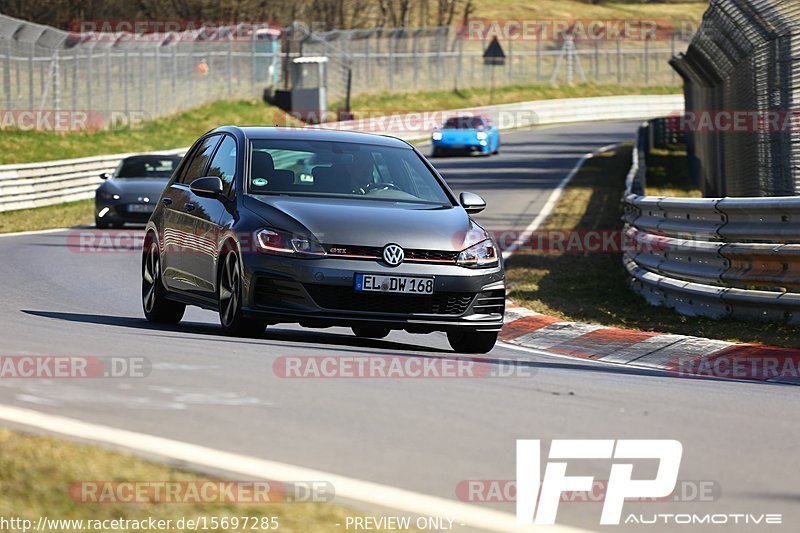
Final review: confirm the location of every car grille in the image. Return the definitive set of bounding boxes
[324,244,458,263]
[304,284,475,315]
[471,289,505,315]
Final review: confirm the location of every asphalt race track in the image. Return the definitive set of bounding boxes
[1,121,798,531]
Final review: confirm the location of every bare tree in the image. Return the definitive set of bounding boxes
[0,0,487,29]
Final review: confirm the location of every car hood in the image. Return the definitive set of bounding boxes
[245,195,476,250]
[100,178,170,198]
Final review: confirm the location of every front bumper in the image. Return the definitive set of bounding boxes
[240,252,505,332]
[96,201,156,225]
[432,140,489,154]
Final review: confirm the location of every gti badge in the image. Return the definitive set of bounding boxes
[382,244,404,266]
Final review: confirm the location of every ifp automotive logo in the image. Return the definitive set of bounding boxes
[516,439,783,526]
[516,439,682,525]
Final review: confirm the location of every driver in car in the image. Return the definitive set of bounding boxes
[349,152,376,194]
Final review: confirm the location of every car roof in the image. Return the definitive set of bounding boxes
[212,126,413,149]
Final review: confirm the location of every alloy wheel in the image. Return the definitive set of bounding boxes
[142,242,160,314]
[220,252,241,328]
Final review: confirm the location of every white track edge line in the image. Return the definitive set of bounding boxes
[0,404,594,533]
[0,227,69,238]
[501,143,621,259]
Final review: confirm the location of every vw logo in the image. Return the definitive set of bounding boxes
[382,244,404,266]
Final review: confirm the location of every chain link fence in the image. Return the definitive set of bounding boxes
[0,14,282,127]
[670,0,800,197]
[299,24,692,105]
[0,12,692,129]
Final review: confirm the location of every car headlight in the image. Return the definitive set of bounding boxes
[97,190,119,201]
[255,229,326,257]
[476,132,488,140]
[456,239,498,268]
[432,132,443,141]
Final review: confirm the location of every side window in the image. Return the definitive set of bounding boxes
[177,135,221,185]
[207,136,237,195]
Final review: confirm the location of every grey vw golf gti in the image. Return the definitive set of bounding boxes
[142,126,504,353]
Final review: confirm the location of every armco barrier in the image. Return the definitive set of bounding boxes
[623,121,800,324]
[0,94,683,213]
[328,95,684,140]
[0,148,184,213]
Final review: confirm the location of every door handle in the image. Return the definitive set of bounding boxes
[185,203,196,212]
[162,197,173,205]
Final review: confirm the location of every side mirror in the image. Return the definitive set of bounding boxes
[460,192,486,214]
[190,176,224,198]
[99,172,111,180]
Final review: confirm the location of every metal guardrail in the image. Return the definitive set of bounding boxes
[328,94,684,141]
[0,148,184,212]
[0,94,683,213]
[623,121,800,323]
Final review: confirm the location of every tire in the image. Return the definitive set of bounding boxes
[218,249,268,338]
[352,326,391,339]
[431,147,441,158]
[142,241,185,324]
[447,330,498,354]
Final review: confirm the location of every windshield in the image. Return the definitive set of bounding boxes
[443,116,486,129]
[116,156,181,179]
[248,139,452,205]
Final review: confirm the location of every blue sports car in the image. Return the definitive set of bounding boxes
[431,115,500,157]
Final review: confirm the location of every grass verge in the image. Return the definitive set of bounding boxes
[2,86,680,166]
[0,200,93,234]
[645,144,701,197]
[0,100,286,165]
[504,144,800,348]
[334,83,680,116]
[0,427,413,532]
[472,0,706,24]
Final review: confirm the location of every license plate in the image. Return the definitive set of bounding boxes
[448,144,464,149]
[355,274,434,295]
[127,204,155,213]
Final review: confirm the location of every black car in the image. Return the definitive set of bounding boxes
[95,154,183,228]
[142,127,504,353]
